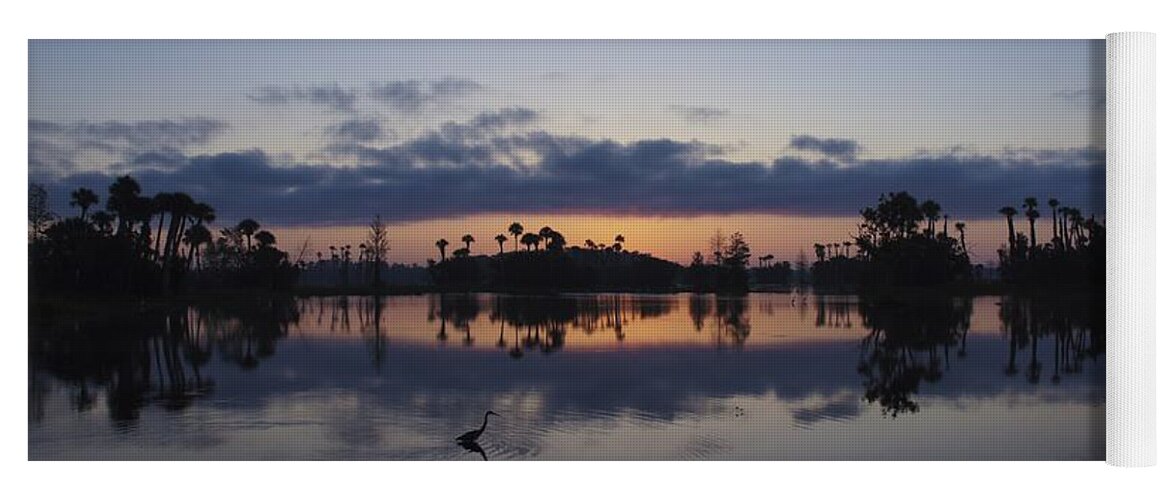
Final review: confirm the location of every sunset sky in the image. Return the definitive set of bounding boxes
[28,40,1105,265]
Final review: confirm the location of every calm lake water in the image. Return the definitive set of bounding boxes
[29,292,1104,460]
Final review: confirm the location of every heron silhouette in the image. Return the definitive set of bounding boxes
[456,411,500,443]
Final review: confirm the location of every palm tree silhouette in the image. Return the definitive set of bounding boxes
[436,238,449,261]
[70,188,99,220]
[461,234,475,253]
[236,219,260,251]
[152,193,173,256]
[614,234,625,247]
[1048,198,1061,247]
[508,222,524,251]
[921,200,941,235]
[106,175,142,235]
[184,224,212,269]
[520,233,540,251]
[999,206,1018,254]
[1067,208,1085,248]
[955,222,968,254]
[538,226,554,250]
[163,193,195,262]
[1023,197,1040,254]
[255,230,276,248]
[546,230,566,251]
[1057,207,1071,249]
[494,234,507,254]
[191,202,216,226]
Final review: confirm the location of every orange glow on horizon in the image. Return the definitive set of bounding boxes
[266,213,1013,267]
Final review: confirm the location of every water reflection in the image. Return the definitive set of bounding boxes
[29,292,1105,460]
[856,296,972,417]
[29,297,298,426]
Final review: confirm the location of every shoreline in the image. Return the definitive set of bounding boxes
[30,282,1104,309]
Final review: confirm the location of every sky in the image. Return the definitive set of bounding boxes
[28,40,1106,265]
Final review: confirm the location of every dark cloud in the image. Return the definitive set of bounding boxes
[467,107,538,129]
[35,128,1105,227]
[326,108,542,163]
[368,78,482,112]
[328,118,388,143]
[28,118,228,173]
[246,84,358,112]
[428,107,540,145]
[669,106,730,122]
[30,118,227,148]
[790,135,860,161]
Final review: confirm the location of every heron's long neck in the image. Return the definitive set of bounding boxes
[480,413,490,432]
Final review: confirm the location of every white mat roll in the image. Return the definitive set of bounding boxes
[1106,31,1156,467]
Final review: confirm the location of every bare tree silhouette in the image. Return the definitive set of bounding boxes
[365,216,390,287]
[28,184,55,240]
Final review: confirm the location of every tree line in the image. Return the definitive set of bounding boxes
[29,177,298,295]
[30,180,1103,296]
[808,191,1104,289]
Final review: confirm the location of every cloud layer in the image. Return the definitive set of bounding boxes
[245,78,484,114]
[328,118,388,143]
[31,117,1105,227]
[790,135,860,161]
[29,118,228,173]
[246,84,358,112]
[367,78,483,112]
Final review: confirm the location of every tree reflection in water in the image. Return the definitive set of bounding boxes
[357,295,387,371]
[855,293,1104,417]
[30,293,1104,429]
[428,294,481,346]
[29,297,298,425]
[855,296,971,417]
[998,294,1105,386]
